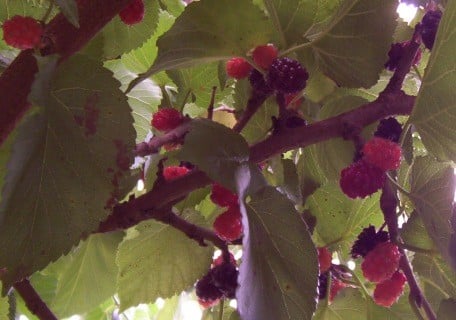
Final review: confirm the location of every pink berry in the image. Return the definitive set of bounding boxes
[151,108,183,132]
[318,247,332,273]
[373,271,407,307]
[2,15,43,50]
[210,183,238,207]
[226,57,252,79]
[329,278,347,302]
[339,159,386,199]
[119,0,145,25]
[363,137,402,171]
[213,206,243,242]
[361,241,401,283]
[163,166,190,181]
[252,44,278,69]
[212,252,236,267]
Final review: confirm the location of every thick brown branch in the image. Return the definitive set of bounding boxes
[385,24,423,93]
[14,279,57,320]
[0,0,134,147]
[250,91,415,162]
[99,91,415,233]
[232,93,269,133]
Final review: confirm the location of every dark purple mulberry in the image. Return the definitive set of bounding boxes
[421,10,442,50]
[351,225,389,259]
[195,272,224,302]
[211,262,239,299]
[384,41,421,71]
[374,117,402,143]
[267,57,309,94]
[249,69,273,97]
[318,272,329,299]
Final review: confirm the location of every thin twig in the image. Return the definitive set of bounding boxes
[13,279,58,320]
[207,86,217,120]
[155,210,228,251]
[135,121,191,156]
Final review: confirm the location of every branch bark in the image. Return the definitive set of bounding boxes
[14,279,58,320]
[381,182,437,320]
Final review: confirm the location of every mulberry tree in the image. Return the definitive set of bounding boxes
[0,0,455,319]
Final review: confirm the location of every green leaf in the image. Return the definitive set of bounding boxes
[178,119,249,191]
[306,0,397,88]
[155,295,179,320]
[55,0,79,27]
[160,0,186,18]
[413,253,456,309]
[116,211,213,310]
[122,10,176,74]
[307,182,383,254]
[237,186,318,320]
[99,0,160,58]
[241,96,278,144]
[48,232,123,318]
[314,287,413,320]
[277,159,303,205]
[263,0,340,48]
[167,62,232,110]
[135,0,273,77]
[410,156,455,267]
[401,212,435,252]
[0,55,135,288]
[438,299,456,320]
[0,283,7,320]
[410,1,456,161]
[105,59,162,143]
[0,1,49,21]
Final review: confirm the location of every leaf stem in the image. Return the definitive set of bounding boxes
[41,0,55,23]
[347,269,370,298]
[218,299,225,320]
[413,65,423,81]
[408,295,426,320]
[386,173,412,197]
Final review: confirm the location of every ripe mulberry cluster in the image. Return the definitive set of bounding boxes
[267,57,309,94]
[421,10,442,50]
[351,228,407,307]
[351,225,389,259]
[339,136,402,199]
[210,183,243,242]
[384,41,421,71]
[339,160,386,199]
[374,118,402,143]
[195,257,239,308]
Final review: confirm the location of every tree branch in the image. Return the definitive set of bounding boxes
[0,0,135,147]
[232,92,269,133]
[135,121,191,157]
[13,279,58,320]
[250,91,414,162]
[381,182,437,320]
[155,210,228,251]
